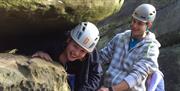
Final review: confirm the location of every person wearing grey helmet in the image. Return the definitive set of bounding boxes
[98,4,164,91]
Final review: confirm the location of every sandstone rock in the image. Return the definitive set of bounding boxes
[0,53,70,91]
[0,0,124,52]
[0,0,124,36]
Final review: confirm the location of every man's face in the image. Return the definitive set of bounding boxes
[130,18,147,38]
[64,39,88,61]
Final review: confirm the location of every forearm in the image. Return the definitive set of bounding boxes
[112,80,129,91]
[98,80,129,91]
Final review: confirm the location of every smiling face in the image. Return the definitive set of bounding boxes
[130,18,148,39]
[63,38,88,62]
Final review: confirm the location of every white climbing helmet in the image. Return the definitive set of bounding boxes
[132,4,156,22]
[70,22,100,52]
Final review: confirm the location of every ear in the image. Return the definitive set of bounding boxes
[147,22,153,29]
[66,37,71,43]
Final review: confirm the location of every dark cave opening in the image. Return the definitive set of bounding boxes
[0,24,75,56]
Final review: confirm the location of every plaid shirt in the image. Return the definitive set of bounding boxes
[99,30,161,91]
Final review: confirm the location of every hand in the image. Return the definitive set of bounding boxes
[32,51,53,62]
[97,87,109,91]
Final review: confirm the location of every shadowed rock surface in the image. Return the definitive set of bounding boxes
[0,0,124,36]
[0,0,124,52]
[0,53,69,91]
[159,44,180,91]
[1,0,180,90]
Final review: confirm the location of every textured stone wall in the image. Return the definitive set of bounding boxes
[0,53,70,91]
[0,0,124,36]
[0,0,124,52]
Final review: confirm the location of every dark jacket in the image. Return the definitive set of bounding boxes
[43,39,103,91]
[67,49,102,91]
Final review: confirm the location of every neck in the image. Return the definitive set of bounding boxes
[132,32,147,40]
[59,51,67,65]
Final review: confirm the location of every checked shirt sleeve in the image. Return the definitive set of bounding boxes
[124,42,160,88]
[99,34,120,64]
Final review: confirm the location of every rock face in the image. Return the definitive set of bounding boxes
[0,0,124,36]
[0,53,69,91]
[0,0,124,52]
[159,44,180,91]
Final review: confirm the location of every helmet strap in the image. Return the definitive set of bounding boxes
[146,22,153,32]
[146,24,149,32]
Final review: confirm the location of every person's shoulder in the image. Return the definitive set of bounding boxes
[144,31,161,47]
[87,48,99,63]
[115,30,131,37]
[112,30,131,42]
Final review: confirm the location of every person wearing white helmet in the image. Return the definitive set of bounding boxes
[32,22,102,91]
[98,4,164,91]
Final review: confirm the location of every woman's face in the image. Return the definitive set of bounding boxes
[64,39,88,61]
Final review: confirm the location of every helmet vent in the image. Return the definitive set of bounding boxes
[82,26,86,31]
[89,43,95,48]
[84,23,87,26]
[140,16,146,19]
[134,12,137,15]
[77,32,82,39]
